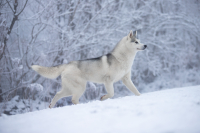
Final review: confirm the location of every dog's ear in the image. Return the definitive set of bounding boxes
[128,30,133,38]
[133,31,137,38]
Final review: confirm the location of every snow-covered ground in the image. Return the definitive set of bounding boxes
[0,85,200,133]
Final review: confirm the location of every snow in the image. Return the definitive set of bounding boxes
[0,86,200,133]
[88,82,97,90]
[11,58,20,64]
[29,83,43,92]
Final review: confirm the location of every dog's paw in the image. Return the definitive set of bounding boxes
[49,104,52,109]
[100,95,106,101]
[136,93,141,96]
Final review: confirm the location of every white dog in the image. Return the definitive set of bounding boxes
[32,30,147,108]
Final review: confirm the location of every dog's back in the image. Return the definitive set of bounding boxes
[31,30,146,108]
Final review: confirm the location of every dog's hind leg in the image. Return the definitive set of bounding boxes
[71,92,83,105]
[49,90,71,108]
[65,76,86,105]
[71,83,86,104]
[101,82,114,101]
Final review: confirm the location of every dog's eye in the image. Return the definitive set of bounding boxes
[135,41,138,44]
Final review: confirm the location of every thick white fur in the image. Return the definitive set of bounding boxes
[32,30,146,108]
[31,65,66,79]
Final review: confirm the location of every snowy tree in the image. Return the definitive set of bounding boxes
[0,0,200,115]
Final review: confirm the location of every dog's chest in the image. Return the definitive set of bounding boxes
[118,58,133,71]
[108,62,132,82]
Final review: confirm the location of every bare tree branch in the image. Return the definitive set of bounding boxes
[6,0,14,13]
[0,0,28,60]
[17,0,28,16]
[67,0,80,27]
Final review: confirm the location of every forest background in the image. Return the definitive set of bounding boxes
[0,0,200,115]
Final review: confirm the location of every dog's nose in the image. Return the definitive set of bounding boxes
[144,45,147,48]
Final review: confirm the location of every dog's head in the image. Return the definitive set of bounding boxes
[125,30,147,51]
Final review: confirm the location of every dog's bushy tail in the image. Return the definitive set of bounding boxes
[31,64,66,79]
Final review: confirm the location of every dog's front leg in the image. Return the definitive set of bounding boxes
[122,72,141,96]
[101,82,114,101]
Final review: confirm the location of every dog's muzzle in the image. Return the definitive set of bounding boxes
[143,45,147,50]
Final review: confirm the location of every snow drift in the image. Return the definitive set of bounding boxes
[0,85,200,133]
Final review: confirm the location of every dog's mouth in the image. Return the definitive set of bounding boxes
[137,48,145,50]
[137,45,147,50]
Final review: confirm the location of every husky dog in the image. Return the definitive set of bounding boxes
[31,30,147,108]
